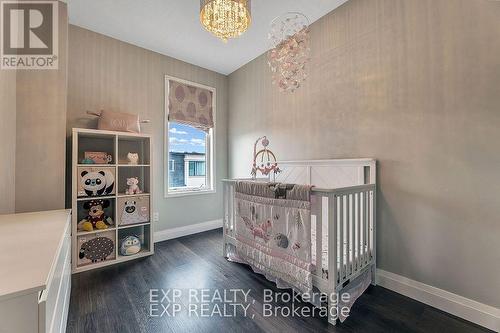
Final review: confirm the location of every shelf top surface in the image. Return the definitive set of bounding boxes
[76,164,151,167]
[73,127,152,138]
[0,209,71,301]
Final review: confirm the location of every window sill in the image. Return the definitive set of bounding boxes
[165,188,216,198]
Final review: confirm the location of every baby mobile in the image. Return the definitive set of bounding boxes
[267,12,311,93]
[251,136,281,180]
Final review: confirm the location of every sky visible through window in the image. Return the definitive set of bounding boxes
[168,123,206,154]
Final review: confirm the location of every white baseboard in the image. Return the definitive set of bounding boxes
[377,269,500,332]
[154,219,222,243]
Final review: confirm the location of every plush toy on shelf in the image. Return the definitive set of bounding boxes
[120,235,141,256]
[78,199,114,232]
[126,152,139,165]
[125,177,142,195]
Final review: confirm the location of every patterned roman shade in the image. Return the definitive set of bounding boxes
[168,80,214,131]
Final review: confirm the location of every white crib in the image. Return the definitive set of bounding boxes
[222,159,377,325]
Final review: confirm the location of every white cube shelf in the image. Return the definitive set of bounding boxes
[71,128,154,273]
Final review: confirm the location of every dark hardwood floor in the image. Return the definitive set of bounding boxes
[67,229,492,333]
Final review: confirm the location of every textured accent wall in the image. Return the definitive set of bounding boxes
[228,0,500,307]
[2,1,68,213]
[66,25,228,230]
[0,70,16,214]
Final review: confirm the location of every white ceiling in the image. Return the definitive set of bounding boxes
[67,0,348,75]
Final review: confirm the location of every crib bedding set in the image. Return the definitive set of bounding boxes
[227,179,373,323]
[229,181,314,294]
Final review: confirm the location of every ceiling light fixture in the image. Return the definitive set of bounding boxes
[268,12,310,93]
[200,0,251,42]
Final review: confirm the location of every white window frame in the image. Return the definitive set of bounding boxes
[164,75,216,198]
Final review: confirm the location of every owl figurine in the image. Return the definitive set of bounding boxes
[120,235,141,256]
[127,152,139,165]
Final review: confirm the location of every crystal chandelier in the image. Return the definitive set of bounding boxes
[200,0,251,42]
[268,13,310,93]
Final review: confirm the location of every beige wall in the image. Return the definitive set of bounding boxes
[66,25,228,231]
[0,1,67,214]
[0,70,16,214]
[228,0,500,308]
[14,2,68,213]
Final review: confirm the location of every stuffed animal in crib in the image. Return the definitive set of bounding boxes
[120,235,141,256]
[125,177,142,195]
[127,152,139,165]
[78,199,114,232]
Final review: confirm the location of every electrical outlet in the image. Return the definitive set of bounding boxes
[153,212,159,222]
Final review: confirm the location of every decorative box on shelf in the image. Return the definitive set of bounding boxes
[71,128,154,273]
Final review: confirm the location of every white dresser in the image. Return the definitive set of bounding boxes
[0,210,71,333]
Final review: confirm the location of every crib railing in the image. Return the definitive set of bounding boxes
[222,180,376,292]
[319,185,376,289]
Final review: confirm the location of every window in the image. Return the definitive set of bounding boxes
[168,122,212,192]
[189,161,206,177]
[165,76,215,196]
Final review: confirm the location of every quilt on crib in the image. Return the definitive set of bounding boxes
[231,181,313,294]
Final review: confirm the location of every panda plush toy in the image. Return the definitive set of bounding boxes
[80,170,115,196]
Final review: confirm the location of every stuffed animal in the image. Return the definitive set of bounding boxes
[120,235,141,256]
[127,152,139,165]
[78,199,114,232]
[125,177,142,195]
[80,170,115,196]
[79,237,114,263]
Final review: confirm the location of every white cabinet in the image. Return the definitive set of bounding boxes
[0,210,71,333]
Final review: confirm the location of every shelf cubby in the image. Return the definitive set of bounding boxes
[76,198,116,234]
[118,224,151,257]
[77,132,116,165]
[117,165,150,195]
[117,136,150,165]
[116,195,150,227]
[76,166,117,198]
[76,230,116,268]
